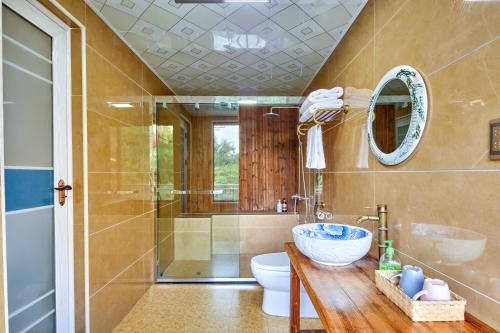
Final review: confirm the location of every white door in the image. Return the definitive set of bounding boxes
[1,1,74,332]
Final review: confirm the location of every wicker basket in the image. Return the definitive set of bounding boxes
[375,270,466,322]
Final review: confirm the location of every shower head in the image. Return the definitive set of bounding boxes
[264,111,280,118]
[264,109,280,118]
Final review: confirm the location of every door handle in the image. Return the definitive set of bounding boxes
[54,179,72,206]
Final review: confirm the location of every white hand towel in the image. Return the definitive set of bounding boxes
[299,99,344,123]
[306,125,326,169]
[300,87,344,114]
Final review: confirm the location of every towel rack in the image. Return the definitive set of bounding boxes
[296,105,350,136]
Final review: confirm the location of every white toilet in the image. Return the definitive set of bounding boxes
[251,252,318,318]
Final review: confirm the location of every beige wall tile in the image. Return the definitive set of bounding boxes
[305,0,499,328]
[90,212,154,295]
[373,0,495,79]
[90,258,146,333]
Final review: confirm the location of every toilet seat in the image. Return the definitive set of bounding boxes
[251,252,290,272]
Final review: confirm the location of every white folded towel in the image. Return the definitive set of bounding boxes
[306,125,326,169]
[300,87,344,114]
[299,99,344,123]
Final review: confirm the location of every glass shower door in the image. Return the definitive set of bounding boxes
[156,102,242,281]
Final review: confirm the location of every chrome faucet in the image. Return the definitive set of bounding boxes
[356,204,388,259]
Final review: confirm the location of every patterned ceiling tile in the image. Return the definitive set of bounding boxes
[277,72,299,83]
[141,4,181,31]
[203,52,231,66]
[175,66,202,78]
[191,59,216,72]
[268,66,287,78]
[156,33,191,50]
[171,73,192,84]
[238,79,259,88]
[146,43,175,59]
[214,47,246,59]
[341,0,367,15]
[277,83,294,92]
[124,32,154,52]
[153,0,194,17]
[196,73,218,83]
[283,43,314,59]
[270,5,310,30]
[219,59,246,72]
[101,5,137,31]
[141,51,168,67]
[249,59,273,72]
[170,20,205,41]
[251,0,293,17]
[207,67,232,78]
[265,51,294,65]
[328,24,348,40]
[156,67,176,78]
[298,52,325,67]
[236,67,260,78]
[228,5,267,31]
[233,52,261,66]
[314,5,352,31]
[318,45,335,58]
[304,32,336,51]
[289,19,325,41]
[279,59,305,72]
[159,59,185,73]
[248,19,286,43]
[184,5,224,30]
[106,0,151,18]
[249,46,281,59]
[267,30,300,49]
[85,0,367,96]
[296,0,340,17]
[203,3,242,16]
[225,73,246,83]
[130,20,166,42]
[289,65,315,80]
[205,83,222,91]
[213,78,230,87]
[179,83,196,91]
[181,43,212,58]
[168,51,198,66]
[250,72,272,83]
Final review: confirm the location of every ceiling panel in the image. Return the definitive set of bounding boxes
[85,0,368,96]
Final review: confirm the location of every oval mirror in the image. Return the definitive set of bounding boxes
[367,65,428,165]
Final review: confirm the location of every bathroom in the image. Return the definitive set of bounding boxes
[0,0,498,332]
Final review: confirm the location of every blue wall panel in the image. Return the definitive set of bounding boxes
[5,169,54,212]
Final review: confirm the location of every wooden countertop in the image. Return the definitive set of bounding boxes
[285,243,494,333]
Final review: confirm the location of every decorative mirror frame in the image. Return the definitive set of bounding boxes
[367,65,428,165]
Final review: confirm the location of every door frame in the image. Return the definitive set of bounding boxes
[0,0,74,332]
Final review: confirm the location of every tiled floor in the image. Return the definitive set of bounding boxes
[113,284,323,332]
[161,254,255,279]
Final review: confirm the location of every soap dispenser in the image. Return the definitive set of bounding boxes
[379,240,401,270]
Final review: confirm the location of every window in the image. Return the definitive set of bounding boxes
[213,123,239,202]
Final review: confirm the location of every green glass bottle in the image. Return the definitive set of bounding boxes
[379,240,401,270]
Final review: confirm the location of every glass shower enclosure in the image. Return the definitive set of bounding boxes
[154,96,302,282]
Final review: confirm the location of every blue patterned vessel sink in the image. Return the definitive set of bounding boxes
[293,223,372,266]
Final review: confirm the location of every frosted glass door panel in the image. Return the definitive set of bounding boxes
[3,5,56,333]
